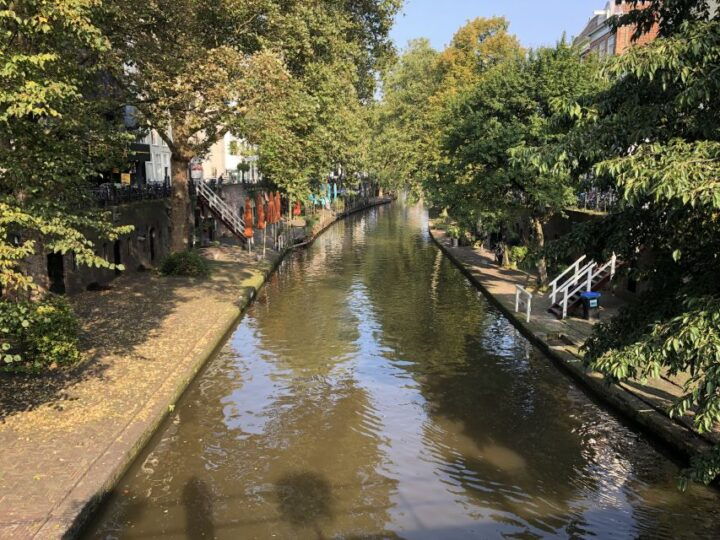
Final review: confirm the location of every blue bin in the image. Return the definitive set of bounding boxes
[580,291,601,319]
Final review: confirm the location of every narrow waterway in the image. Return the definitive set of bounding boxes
[86,203,720,539]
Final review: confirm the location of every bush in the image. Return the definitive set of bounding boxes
[0,296,82,372]
[304,215,318,232]
[160,251,210,278]
[447,224,461,238]
[509,245,529,267]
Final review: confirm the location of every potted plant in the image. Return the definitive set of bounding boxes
[447,225,461,247]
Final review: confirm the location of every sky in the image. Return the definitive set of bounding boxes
[390,0,604,51]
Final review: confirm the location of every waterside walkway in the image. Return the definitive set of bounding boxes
[0,197,392,539]
[429,228,719,462]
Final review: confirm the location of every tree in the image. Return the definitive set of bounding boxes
[1,0,131,297]
[521,12,720,485]
[372,18,522,197]
[370,38,441,194]
[438,43,600,284]
[610,0,717,38]
[103,0,289,252]
[246,0,400,203]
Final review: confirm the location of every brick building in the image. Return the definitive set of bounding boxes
[574,1,659,57]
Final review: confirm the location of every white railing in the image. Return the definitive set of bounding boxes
[560,253,617,318]
[550,255,587,305]
[196,181,246,239]
[515,285,533,323]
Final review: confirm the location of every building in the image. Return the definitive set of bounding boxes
[201,132,261,183]
[122,106,172,185]
[574,1,659,58]
[142,129,172,184]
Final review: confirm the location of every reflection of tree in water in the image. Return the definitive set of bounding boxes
[354,204,599,532]
[85,203,720,539]
[358,204,720,537]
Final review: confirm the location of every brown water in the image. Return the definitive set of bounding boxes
[85,203,720,539]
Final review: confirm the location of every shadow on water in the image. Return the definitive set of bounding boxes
[183,476,215,539]
[275,471,333,538]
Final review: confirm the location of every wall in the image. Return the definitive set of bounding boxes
[22,200,172,295]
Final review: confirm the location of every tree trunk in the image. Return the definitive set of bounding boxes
[532,216,548,287]
[170,154,193,252]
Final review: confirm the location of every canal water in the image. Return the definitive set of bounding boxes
[86,203,720,539]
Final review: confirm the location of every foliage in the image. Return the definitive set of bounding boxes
[446,224,461,239]
[304,215,318,233]
[0,296,81,372]
[245,0,400,202]
[610,0,717,38]
[0,0,132,297]
[509,246,529,266]
[159,251,210,278]
[519,15,720,484]
[370,18,522,196]
[437,42,601,283]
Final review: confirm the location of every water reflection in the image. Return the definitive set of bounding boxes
[85,202,720,539]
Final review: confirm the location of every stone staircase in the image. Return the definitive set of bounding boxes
[195,181,247,242]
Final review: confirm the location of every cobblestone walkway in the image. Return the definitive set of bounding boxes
[0,245,278,538]
[430,228,719,458]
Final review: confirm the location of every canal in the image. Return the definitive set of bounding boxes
[86,202,720,539]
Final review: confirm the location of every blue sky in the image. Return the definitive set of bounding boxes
[391,0,603,51]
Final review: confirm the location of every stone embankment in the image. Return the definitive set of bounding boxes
[0,196,392,539]
[429,227,718,464]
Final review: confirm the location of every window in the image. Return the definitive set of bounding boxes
[154,153,163,182]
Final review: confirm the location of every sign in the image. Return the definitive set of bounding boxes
[589,299,598,308]
[190,161,203,180]
[121,173,131,185]
[129,143,151,162]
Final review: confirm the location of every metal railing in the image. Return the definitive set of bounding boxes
[515,285,533,323]
[195,181,246,240]
[549,255,587,305]
[559,253,617,318]
[90,183,170,206]
[576,189,618,212]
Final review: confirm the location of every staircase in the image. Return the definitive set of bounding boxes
[195,181,246,242]
[548,254,618,319]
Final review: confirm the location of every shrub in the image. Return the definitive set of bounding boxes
[447,224,462,239]
[0,296,82,372]
[160,251,210,278]
[509,245,529,267]
[304,215,318,232]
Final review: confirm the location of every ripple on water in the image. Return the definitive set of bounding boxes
[84,203,720,540]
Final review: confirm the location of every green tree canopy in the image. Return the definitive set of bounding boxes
[1,0,131,296]
[518,16,720,484]
[436,42,600,283]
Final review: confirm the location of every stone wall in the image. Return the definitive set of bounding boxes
[22,199,172,295]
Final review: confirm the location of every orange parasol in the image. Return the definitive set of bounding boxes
[271,192,278,224]
[243,196,253,238]
[293,200,301,216]
[276,192,282,221]
[256,193,266,230]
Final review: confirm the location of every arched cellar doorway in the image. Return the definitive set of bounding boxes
[47,252,65,294]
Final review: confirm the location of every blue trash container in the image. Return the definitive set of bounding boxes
[580,291,601,320]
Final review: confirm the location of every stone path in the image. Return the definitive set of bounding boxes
[0,245,280,538]
[430,228,719,459]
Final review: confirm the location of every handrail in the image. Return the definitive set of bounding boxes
[515,285,533,323]
[550,255,586,304]
[196,181,246,238]
[561,253,617,318]
[552,259,596,305]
